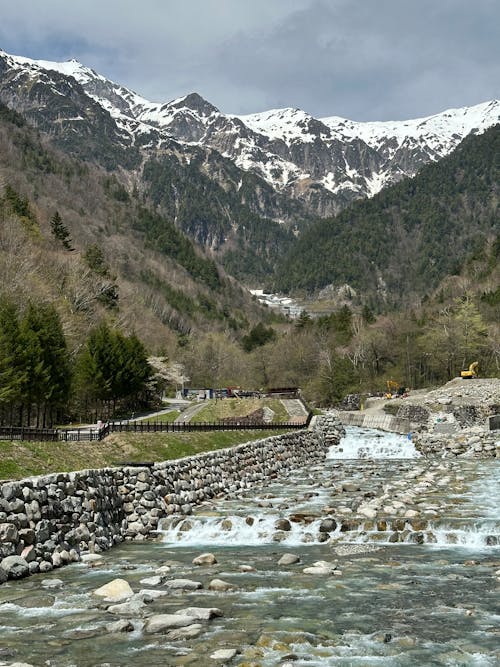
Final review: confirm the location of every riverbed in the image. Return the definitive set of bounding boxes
[0,427,498,666]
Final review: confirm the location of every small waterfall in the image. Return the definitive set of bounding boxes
[160,514,330,547]
[327,426,420,459]
[330,518,500,549]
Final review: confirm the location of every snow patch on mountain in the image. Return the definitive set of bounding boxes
[2,49,499,208]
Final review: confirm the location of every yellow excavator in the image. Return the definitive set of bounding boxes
[460,361,479,379]
[385,380,400,399]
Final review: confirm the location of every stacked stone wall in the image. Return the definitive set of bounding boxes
[0,429,336,582]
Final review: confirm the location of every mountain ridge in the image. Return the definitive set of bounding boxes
[2,49,499,221]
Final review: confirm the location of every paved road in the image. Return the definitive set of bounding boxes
[281,398,308,419]
[174,401,208,424]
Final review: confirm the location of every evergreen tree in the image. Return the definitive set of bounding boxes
[242,322,276,352]
[19,303,71,426]
[50,211,73,250]
[0,299,25,423]
[75,323,151,418]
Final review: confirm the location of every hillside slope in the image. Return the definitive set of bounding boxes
[0,104,267,350]
[275,124,499,307]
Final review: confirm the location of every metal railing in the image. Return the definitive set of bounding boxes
[0,412,313,442]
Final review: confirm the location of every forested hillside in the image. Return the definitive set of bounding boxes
[0,103,270,346]
[0,99,498,423]
[275,125,499,308]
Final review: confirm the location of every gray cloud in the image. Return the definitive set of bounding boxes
[1,0,498,120]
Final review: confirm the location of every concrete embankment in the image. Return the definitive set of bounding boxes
[0,425,344,583]
[333,411,410,434]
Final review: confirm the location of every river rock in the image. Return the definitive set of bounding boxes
[0,522,18,542]
[41,578,64,588]
[278,553,300,566]
[275,518,291,531]
[106,595,147,616]
[166,623,203,640]
[93,578,134,601]
[81,554,105,567]
[208,578,236,592]
[139,575,162,586]
[138,588,170,601]
[210,648,239,660]
[303,561,336,575]
[1,555,29,579]
[238,564,256,572]
[165,578,203,590]
[319,518,337,533]
[144,613,198,634]
[175,606,223,620]
[106,619,134,633]
[193,552,217,566]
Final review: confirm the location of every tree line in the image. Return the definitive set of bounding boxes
[0,300,151,427]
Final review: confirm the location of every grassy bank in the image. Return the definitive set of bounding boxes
[0,429,288,481]
[190,398,290,423]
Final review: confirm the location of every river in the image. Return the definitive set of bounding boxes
[0,427,498,666]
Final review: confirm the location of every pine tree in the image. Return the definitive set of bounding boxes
[0,299,26,423]
[50,211,73,250]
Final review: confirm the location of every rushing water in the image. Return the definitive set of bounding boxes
[0,427,498,666]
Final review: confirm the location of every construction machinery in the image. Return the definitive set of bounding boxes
[385,380,400,399]
[460,361,479,379]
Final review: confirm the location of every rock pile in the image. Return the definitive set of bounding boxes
[414,426,499,458]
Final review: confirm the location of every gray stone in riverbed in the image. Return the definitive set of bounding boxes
[41,578,64,588]
[139,575,163,586]
[106,595,147,616]
[278,553,300,566]
[319,518,337,533]
[93,578,134,602]
[275,518,291,531]
[208,578,237,592]
[144,613,199,634]
[175,607,223,620]
[138,588,170,600]
[210,648,239,660]
[192,552,217,566]
[166,623,203,640]
[1,555,29,579]
[81,553,105,567]
[164,578,203,590]
[106,619,134,633]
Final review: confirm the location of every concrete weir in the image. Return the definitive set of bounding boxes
[0,425,344,583]
[334,411,410,434]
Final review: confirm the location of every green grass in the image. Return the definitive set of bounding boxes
[191,398,291,423]
[0,429,289,480]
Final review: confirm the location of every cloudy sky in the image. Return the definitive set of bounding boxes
[1,0,498,120]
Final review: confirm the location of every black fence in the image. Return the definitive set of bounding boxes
[0,425,101,442]
[0,412,313,443]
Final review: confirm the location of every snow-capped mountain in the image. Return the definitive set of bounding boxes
[1,49,499,218]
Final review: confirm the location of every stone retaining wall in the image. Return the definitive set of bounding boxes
[414,428,499,458]
[0,429,337,582]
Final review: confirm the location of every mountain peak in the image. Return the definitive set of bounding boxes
[168,92,219,117]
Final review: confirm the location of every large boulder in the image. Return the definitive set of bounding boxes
[1,555,29,579]
[144,613,198,634]
[93,579,134,602]
[192,552,217,566]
